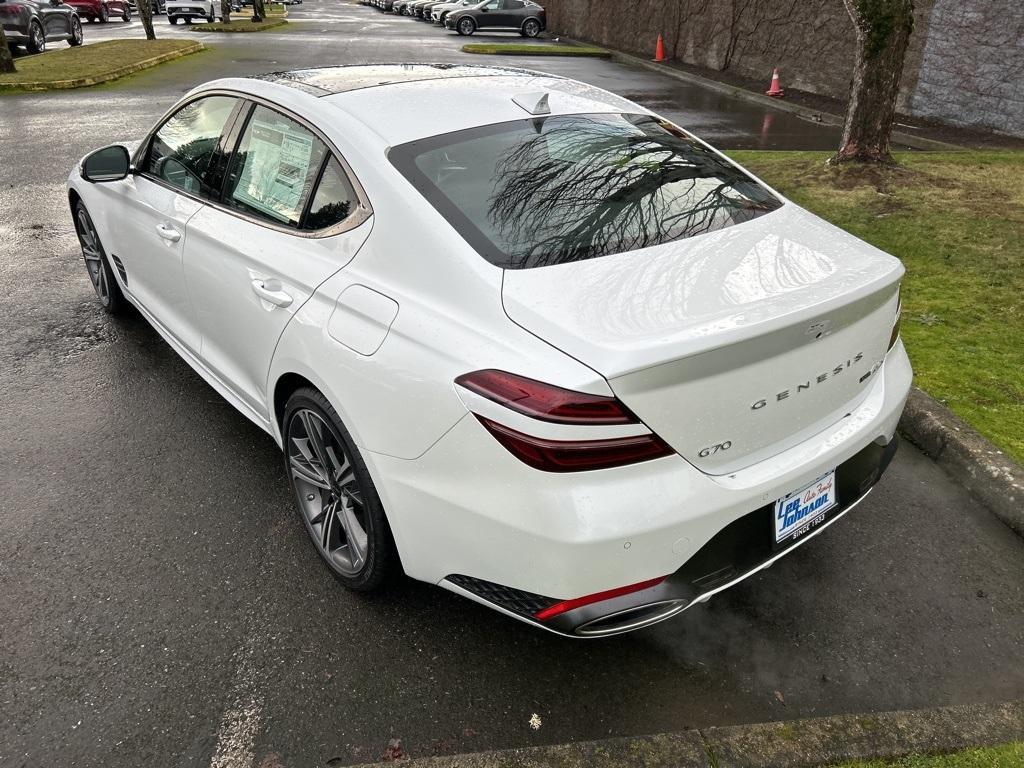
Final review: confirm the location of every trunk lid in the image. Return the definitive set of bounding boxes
[501,205,903,475]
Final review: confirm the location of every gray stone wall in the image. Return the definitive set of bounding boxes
[910,0,1024,136]
[541,0,1024,137]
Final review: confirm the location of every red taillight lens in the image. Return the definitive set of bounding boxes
[888,302,902,351]
[476,416,673,473]
[534,576,668,621]
[456,369,637,425]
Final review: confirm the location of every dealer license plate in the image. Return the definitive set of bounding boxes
[774,469,837,544]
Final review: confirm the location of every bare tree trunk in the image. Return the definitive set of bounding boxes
[220,0,231,23]
[831,0,914,164]
[252,0,265,22]
[138,0,157,39]
[0,25,16,74]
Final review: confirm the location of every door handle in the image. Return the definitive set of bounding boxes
[251,278,293,308]
[155,223,181,242]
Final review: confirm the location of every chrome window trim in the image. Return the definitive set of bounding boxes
[132,88,373,240]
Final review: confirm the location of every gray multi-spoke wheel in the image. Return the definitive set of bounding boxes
[456,16,473,35]
[69,17,84,45]
[26,21,45,53]
[74,201,125,314]
[284,389,398,590]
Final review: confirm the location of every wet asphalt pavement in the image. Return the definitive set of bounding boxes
[2,3,1024,766]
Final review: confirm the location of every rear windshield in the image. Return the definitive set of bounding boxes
[389,113,782,269]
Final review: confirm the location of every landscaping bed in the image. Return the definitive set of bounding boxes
[0,40,203,91]
[191,4,287,31]
[729,150,1024,464]
[191,17,286,31]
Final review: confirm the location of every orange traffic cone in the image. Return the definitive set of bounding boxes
[653,34,666,62]
[766,67,785,97]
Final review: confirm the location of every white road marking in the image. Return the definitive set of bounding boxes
[209,630,266,768]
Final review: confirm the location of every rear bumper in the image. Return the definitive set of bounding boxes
[2,24,30,40]
[443,435,897,636]
[365,342,912,635]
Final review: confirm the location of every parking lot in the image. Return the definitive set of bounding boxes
[2,2,1024,766]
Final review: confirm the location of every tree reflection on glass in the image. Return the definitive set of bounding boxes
[486,115,781,268]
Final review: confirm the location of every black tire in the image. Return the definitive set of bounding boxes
[283,388,399,592]
[68,17,83,45]
[456,16,473,35]
[99,3,109,21]
[168,14,178,22]
[183,15,192,22]
[521,18,539,37]
[206,10,214,21]
[73,201,126,315]
[122,4,131,20]
[26,20,45,53]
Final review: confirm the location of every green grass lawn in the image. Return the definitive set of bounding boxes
[728,150,1024,464]
[829,741,1024,767]
[462,43,610,57]
[0,40,200,89]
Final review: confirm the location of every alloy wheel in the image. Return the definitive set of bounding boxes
[288,408,369,577]
[30,23,45,52]
[75,207,110,306]
[71,18,83,44]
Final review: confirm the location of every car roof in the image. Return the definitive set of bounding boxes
[255,63,553,97]
[206,65,648,147]
[290,64,643,145]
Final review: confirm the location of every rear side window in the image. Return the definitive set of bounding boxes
[145,95,238,198]
[505,0,524,8]
[390,113,782,269]
[303,158,358,231]
[224,104,329,228]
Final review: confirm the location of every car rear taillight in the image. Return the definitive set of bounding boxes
[455,369,637,425]
[888,300,902,351]
[456,370,675,472]
[476,416,673,473]
[533,576,668,621]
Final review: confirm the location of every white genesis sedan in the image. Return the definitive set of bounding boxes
[69,64,912,637]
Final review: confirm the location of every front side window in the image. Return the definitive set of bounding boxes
[145,95,238,198]
[390,113,782,269]
[224,105,329,228]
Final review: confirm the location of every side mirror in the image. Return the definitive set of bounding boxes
[81,145,131,183]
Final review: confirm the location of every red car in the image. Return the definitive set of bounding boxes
[64,0,131,22]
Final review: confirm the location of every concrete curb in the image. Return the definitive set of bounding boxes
[898,387,1023,536]
[0,41,205,92]
[578,46,961,153]
[351,700,1024,766]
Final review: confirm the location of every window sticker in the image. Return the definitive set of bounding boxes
[233,119,316,224]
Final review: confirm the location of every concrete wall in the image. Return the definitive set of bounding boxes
[541,0,1024,137]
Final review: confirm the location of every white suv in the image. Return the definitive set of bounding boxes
[166,0,219,23]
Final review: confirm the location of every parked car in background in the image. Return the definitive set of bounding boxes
[446,0,544,36]
[431,0,475,24]
[166,0,219,23]
[65,0,130,22]
[1,0,82,52]
[129,0,167,15]
[391,0,414,14]
[414,0,443,18]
